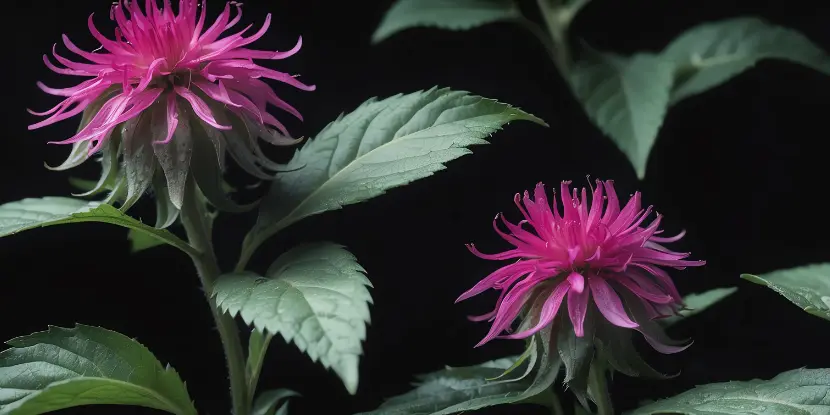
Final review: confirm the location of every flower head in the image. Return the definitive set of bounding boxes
[458,180,705,352]
[29,0,314,212]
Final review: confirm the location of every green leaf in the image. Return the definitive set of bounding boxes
[357,328,562,415]
[742,263,830,322]
[629,368,830,414]
[372,0,521,44]
[354,357,532,415]
[252,389,299,415]
[246,329,273,397]
[0,197,195,256]
[569,50,675,179]
[214,243,373,395]
[128,229,166,253]
[240,87,545,267]
[662,17,830,104]
[0,324,197,415]
[662,287,738,327]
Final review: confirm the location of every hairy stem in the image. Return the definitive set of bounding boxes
[181,180,249,415]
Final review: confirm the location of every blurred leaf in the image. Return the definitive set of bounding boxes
[215,243,372,394]
[742,263,830,322]
[357,328,562,415]
[0,197,194,256]
[570,50,675,178]
[240,87,545,267]
[0,325,196,415]
[252,389,299,415]
[354,357,532,415]
[662,287,738,326]
[372,0,520,43]
[629,368,830,414]
[662,17,830,104]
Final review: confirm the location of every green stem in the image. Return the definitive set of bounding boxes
[180,180,250,415]
[587,361,613,415]
[534,0,591,76]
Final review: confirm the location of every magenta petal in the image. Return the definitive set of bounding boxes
[589,277,639,329]
[502,281,569,339]
[567,286,589,337]
[155,93,179,144]
[567,271,585,293]
[175,86,232,130]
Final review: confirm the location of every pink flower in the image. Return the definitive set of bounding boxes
[458,180,705,353]
[28,0,314,210]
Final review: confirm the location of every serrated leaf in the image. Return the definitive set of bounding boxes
[629,368,830,414]
[214,243,373,395]
[0,324,197,415]
[662,17,830,104]
[0,197,195,256]
[372,0,521,43]
[662,287,738,327]
[741,264,830,322]
[570,50,675,179]
[241,87,545,267]
[252,389,300,415]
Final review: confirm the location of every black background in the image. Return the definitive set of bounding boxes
[4,0,830,414]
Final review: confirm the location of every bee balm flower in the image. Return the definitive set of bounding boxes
[458,180,705,388]
[29,0,314,213]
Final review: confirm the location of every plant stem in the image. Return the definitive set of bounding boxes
[534,0,587,75]
[587,361,613,415]
[180,180,249,415]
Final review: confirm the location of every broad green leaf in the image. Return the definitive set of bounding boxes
[629,368,830,414]
[0,325,196,415]
[662,287,738,327]
[0,197,195,256]
[240,88,545,268]
[570,50,675,179]
[663,17,830,104]
[252,389,299,415]
[214,243,373,395]
[742,263,830,322]
[128,229,166,253]
[372,0,521,44]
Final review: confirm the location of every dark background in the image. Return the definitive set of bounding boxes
[4,0,830,414]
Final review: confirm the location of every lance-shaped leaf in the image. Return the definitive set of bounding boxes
[252,389,300,415]
[0,197,195,256]
[742,264,830,322]
[355,357,527,415]
[569,50,675,179]
[0,325,197,415]
[662,287,738,327]
[629,368,830,414]
[372,0,521,44]
[662,17,830,104]
[240,87,545,267]
[214,243,373,395]
[357,328,562,415]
